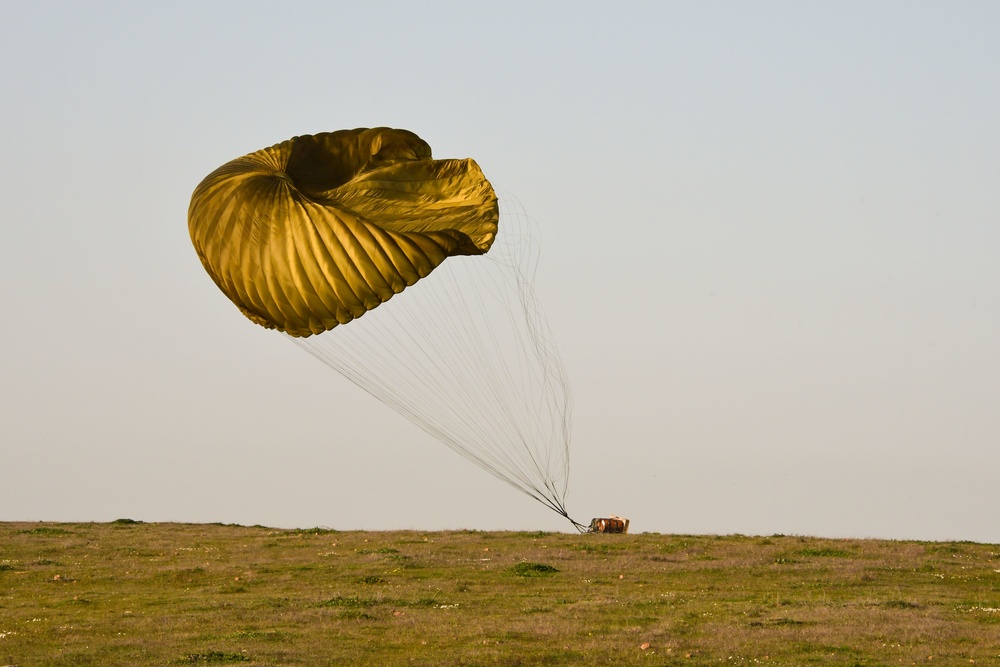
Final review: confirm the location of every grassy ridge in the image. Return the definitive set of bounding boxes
[1,522,999,665]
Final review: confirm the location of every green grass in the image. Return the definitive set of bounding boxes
[510,562,559,577]
[181,650,251,663]
[1,522,999,665]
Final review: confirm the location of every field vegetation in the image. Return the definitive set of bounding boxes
[1,521,999,665]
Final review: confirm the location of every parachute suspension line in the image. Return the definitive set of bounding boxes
[290,194,580,529]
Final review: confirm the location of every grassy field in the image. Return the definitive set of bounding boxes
[1,522,999,666]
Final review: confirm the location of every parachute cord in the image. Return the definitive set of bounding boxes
[291,193,576,529]
[565,514,589,533]
[536,491,587,534]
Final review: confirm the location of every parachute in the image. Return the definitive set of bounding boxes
[189,128,582,530]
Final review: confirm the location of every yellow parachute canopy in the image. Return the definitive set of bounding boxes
[188,128,499,337]
[189,129,582,530]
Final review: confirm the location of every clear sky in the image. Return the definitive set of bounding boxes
[2,2,998,541]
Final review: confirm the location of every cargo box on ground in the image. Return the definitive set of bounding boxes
[589,516,629,533]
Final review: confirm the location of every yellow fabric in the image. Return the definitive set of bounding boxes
[189,128,499,337]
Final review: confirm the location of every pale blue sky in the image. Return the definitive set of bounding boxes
[2,2,998,541]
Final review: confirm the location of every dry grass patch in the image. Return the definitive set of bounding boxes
[1,523,999,665]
